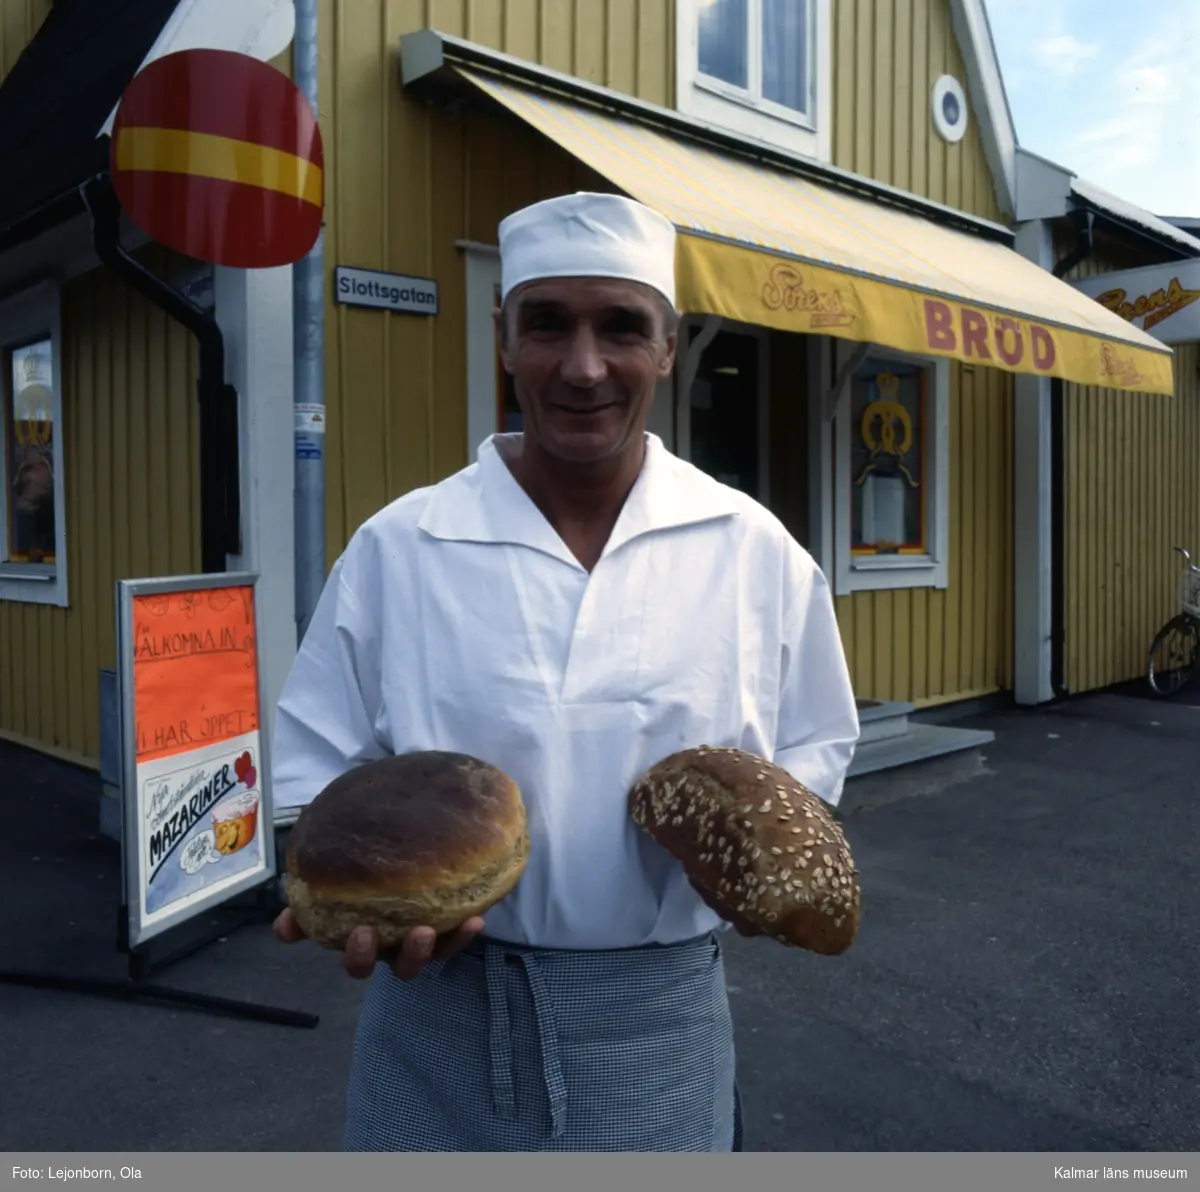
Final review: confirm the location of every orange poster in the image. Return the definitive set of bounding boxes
[132,585,260,764]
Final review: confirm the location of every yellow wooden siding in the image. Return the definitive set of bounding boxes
[828,0,1013,704]
[832,0,1001,222]
[0,250,199,766]
[1057,234,1199,695]
[0,0,51,78]
[316,0,670,554]
[834,360,1013,706]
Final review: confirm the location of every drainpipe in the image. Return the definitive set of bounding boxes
[292,0,326,643]
[1047,208,1096,699]
[82,175,240,573]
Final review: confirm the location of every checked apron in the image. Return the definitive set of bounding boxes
[343,931,741,1152]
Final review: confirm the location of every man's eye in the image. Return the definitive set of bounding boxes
[526,316,567,333]
[605,316,650,337]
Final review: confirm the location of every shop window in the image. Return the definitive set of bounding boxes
[833,346,948,595]
[676,0,831,160]
[0,281,67,607]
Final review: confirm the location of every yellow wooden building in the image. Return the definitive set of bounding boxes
[1010,153,1200,700]
[0,0,1178,792]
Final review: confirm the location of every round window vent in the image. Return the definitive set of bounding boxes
[932,74,968,143]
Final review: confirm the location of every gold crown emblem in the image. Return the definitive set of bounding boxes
[21,352,46,386]
[876,371,900,398]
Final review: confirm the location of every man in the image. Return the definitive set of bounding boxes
[271,192,860,1151]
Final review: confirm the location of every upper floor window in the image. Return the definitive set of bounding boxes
[698,0,810,118]
[678,0,831,160]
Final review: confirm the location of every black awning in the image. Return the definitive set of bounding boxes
[0,0,181,248]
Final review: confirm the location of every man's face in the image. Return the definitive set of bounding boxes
[497,277,676,464]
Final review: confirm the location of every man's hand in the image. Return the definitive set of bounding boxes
[273,906,485,981]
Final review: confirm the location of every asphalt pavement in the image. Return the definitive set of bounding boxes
[1,688,1196,1151]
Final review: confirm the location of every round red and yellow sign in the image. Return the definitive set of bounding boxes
[111,47,324,269]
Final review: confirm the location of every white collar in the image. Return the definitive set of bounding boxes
[416,432,743,570]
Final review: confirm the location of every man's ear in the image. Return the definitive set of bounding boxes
[493,306,514,373]
[657,332,677,379]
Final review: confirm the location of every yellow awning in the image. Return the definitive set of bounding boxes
[461,69,1174,397]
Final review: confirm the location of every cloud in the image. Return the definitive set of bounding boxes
[1032,34,1098,77]
[1064,13,1200,211]
[986,0,1200,212]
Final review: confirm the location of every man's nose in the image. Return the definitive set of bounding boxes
[559,325,606,388]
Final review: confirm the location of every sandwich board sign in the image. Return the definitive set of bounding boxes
[116,572,276,948]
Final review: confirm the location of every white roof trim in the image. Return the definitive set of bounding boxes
[1014,147,1073,223]
[1014,148,1200,256]
[1070,177,1200,255]
[948,0,1017,219]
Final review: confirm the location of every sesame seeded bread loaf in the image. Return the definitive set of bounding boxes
[629,746,861,955]
[285,751,530,950]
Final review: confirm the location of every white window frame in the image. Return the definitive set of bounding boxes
[461,241,503,463]
[675,316,770,506]
[832,339,949,596]
[676,0,832,162]
[0,279,68,607]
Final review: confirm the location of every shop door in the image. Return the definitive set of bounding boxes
[677,321,769,505]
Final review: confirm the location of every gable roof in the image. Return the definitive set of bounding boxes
[0,0,181,247]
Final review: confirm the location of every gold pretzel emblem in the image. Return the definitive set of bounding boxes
[855,373,919,489]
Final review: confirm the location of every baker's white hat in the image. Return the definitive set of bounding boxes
[498,191,677,307]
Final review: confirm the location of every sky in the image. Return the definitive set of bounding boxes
[985,0,1200,219]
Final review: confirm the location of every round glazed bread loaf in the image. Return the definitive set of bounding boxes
[629,746,860,955]
[284,751,530,949]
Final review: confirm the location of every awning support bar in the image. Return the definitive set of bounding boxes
[823,342,871,422]
[675,314,723,447]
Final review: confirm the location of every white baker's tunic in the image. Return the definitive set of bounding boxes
[272,433,860,950]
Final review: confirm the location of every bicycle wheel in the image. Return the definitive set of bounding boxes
[1147,614,1200,697]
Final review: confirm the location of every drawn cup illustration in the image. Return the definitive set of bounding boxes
[212,789,260,856]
